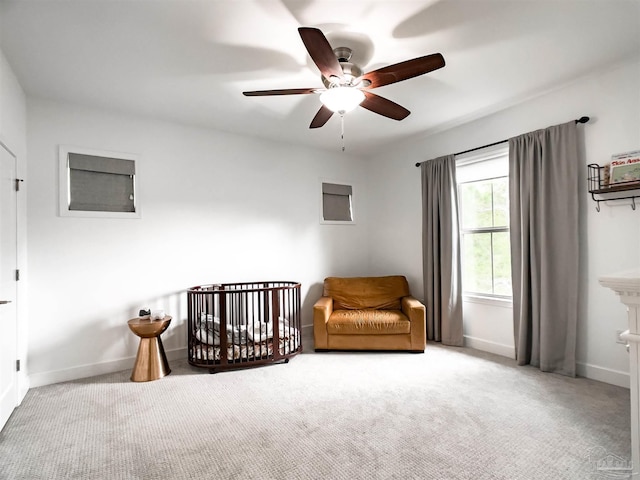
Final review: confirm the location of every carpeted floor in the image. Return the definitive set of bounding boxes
[0,345,631,479]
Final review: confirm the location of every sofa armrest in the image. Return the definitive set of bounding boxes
[313,296,333,350]
[402,296,426,352]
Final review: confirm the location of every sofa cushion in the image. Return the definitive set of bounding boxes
[327,309,410,335]
[323,275,410,310]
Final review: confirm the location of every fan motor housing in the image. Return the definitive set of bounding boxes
[322,62,363,87]
[321,47,364,87]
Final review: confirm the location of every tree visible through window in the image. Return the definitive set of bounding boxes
[459,176,512,297]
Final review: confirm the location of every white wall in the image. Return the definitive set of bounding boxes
[17,57,640,388]
[26,99,371,385]
[367,59,640,387]
[0,48,28,400]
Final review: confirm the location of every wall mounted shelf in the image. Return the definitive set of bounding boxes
[588,163,639,212]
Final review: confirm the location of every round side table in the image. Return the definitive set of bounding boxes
[127,316,172,382]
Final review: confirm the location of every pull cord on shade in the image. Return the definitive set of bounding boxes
[414,116,590,167]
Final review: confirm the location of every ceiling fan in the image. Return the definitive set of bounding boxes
[243,27,446,129]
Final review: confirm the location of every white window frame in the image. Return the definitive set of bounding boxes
[59,145,141,219]
[456,144,511,302]
[319,179,355,225]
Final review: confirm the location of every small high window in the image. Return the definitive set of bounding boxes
[321,181,354,223]
[59,146,140,218]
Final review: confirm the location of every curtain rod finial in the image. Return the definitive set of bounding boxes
[415,162,421,167]
[576,116,590,124]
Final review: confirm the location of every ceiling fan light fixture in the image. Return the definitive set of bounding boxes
[245,27,445,131]
[319,86,365,114]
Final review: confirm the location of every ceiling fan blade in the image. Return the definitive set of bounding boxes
[298,27,344,83]
[360,91,410,121]
[309,105,334,129]
[360,53,445,89]
[243,88,319,96]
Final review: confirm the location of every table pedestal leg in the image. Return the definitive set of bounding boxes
[131,337,171,382]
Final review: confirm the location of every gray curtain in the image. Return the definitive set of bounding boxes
[509,121,579,376]
[421,155,463,346]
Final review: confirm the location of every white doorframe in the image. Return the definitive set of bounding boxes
[0,141,18,431]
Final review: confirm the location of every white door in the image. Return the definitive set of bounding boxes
[0,143,18,431]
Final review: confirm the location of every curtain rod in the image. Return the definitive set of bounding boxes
[414,116,590,167]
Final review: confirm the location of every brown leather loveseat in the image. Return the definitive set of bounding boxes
[313,275,426,352]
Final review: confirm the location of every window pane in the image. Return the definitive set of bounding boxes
[457,152,511,298]
[460,181,493,229]
[69,170,135,212]
[462,233,492,294]
[492,232,512,296]
[492,177,509,227]
[460,178,510,229]
[322,193,352,221]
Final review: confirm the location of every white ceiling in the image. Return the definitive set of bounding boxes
[1,0,639,156]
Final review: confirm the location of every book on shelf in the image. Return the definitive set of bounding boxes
[608,150,640,188]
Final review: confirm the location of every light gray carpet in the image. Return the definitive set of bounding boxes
[0,345,631,479]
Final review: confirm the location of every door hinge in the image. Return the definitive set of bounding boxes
[15,178,24,192]
[16,359,20,372]
[15,269,20,281]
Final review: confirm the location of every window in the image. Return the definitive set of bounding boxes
[59,146,140,218]
[320,181,354,223]
[457,145,511,298]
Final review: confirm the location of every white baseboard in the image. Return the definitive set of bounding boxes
[464,335,630,388]
[17,371,30,405]
[576,361,629,388]
[464,335,515,359]
[28,348,187,388]
[26,341,630,390]
[28,327,314,387]
[301,323,314,350]
[301,323,313,337]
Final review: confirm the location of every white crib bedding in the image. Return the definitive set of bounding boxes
[194,314,300,347]
[191,337,299,362]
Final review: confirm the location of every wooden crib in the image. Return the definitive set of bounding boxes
[187,281,302,372]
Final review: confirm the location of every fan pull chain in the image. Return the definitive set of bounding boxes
[340,114,346,152]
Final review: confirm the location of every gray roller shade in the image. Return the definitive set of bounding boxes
[68,153,135,175]
[322,182,352,221]
[322,182,352,196]
[68,153,136,212]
